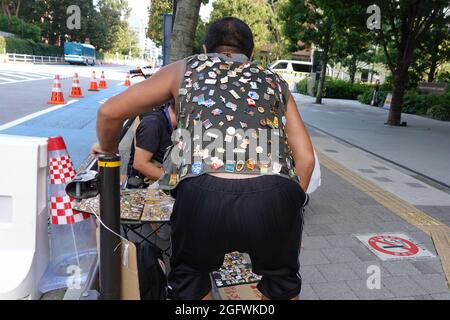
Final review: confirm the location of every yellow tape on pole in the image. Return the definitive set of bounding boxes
[98,160,121,168]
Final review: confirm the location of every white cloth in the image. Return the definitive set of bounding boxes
[306,149,321,194]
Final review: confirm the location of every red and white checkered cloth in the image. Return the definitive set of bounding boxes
[50,195,90,225]
[49,155,76,184]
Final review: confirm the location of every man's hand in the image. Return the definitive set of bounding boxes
[90,142,118,156]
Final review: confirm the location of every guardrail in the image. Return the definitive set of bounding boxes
[6,53,65,64]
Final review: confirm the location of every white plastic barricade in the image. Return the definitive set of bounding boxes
[0,135,49,299]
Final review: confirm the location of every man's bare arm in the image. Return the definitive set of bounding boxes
[95,60,184,154]
[284,92,315,192]
[133,147,164,181]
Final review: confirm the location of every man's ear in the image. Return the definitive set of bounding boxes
[202,44,208,54]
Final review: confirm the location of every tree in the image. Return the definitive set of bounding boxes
[147,0,172,47]
[169,0,203,62]
[281,0,342,104]
[416,11,450,83]
[368,0,450,125]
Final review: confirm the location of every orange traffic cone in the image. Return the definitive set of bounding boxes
[69,73,83,97]
[48,75,65,104]
[88,71,99,91]
[124,72,131,87]
[99,70,108,89]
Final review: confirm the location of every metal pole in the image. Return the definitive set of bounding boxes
[98,154,121,300]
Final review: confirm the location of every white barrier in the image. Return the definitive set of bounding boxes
[6,53,65,64]
[0,135,49,299]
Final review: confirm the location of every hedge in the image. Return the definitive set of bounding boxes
[297,77,450,121]
[0,14,40,42]
[0,36,63,56]
[358,89,450,121]
[296,78,372,100]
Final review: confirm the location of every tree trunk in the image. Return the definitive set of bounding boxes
[349,56,357,83]
[428,55,438,83]
[14,0,20,16]
[315,42,329,104]
[169,0,202,63]
[387,70,408,125]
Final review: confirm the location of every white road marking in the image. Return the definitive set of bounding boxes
[0,70,54,84]
[0,99,78,131]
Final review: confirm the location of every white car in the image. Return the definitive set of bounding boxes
[270,60,313,90]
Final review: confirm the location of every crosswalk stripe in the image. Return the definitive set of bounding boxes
[0,70,55,84]
[0,73,42,80]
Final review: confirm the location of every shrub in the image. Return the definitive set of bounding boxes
[0,36,5,52]
[323,80,371,100]
[427,104,450,121]
[1,36,62,56]
[296,78,308,94]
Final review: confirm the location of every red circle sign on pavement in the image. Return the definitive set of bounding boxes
[368,235,419,257]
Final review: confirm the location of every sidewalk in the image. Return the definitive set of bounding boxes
[295,93,450,187]
[298,127,450,300]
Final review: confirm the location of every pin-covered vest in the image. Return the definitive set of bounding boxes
[158,53,298,190]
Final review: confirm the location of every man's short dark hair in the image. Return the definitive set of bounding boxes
[204,17,254,58]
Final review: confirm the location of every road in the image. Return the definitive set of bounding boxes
[0,63,134,125]
[295,93,450,187]
[0,62,143,167]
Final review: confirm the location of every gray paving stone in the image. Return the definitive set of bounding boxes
[354,197,379,206]
[411,260,445,274]
[302,236,331,250]
[309,204,340,216]
[304,214,336,224]
[324,149,338,153]
[316,263,360,282]
[412,295,433,300]
[321,247,361,264]
[385,296,416,300]
[312,281,358,300]
[330,222,380,235]
[412,274,450,294]
[381,276,428,298]
[372,166,390,171]
[299,249,330,266]
[381,261,421,276]
[298,284,318,300]
[299,265,327,284]
[324,235,361,248]
[405,182,427,188]
[347,261,391,279]
[374,221,409,232]
[373,177,393,182]
[345,279,394,300]
[431,293,450,300]
[304,224,336,236]
[349,245,379,262]
[358,169,376,174]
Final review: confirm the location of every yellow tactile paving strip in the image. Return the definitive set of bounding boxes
[317,150,450,287]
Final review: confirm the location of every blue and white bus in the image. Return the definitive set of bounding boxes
[64,42,96,65]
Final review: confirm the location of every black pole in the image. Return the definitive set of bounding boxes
[98,154,121,300]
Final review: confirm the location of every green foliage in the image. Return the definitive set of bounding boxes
[0,35,62,55]
[427,104,450,121]
[147,0,172,47]
[297,78,373,100]
[357,88,450,121]
[296,78,308,95]
[401,92,447,116]
[0,35,5,52]
[357,89,389,107]
[323,80,371,100]
[0,13,40,41]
